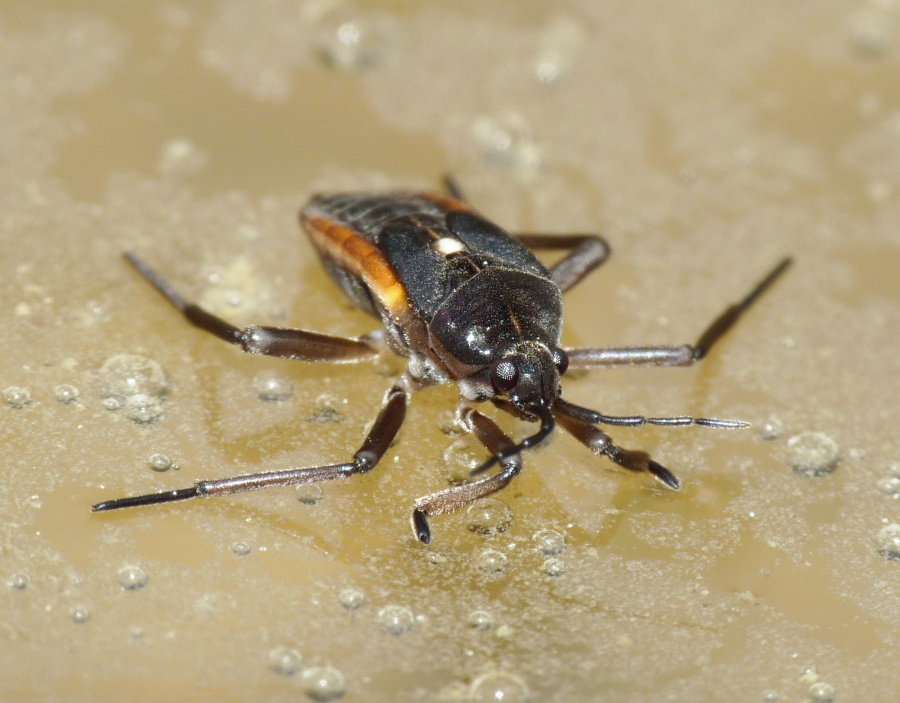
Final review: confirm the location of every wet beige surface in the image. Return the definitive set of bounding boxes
[2,1,899,701]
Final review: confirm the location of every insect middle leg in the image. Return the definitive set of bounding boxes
[124,253,381,363]
[93,382,409,512]
[566,257,792,368]
[412,407,523,544]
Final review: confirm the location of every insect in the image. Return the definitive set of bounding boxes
[92,178,791,544]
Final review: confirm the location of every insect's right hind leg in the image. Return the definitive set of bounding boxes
[124,253,381,363]
[93,383,409,512]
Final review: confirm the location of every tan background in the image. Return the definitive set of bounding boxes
[1,1,899,701]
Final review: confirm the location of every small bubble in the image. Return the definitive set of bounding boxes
[54,384,80,404]
[760,417,784,441]
[267,646,303,676]
[475,549,508,574]
[338,588,365,610]
[436,410,462,436]
[315,9,398,71]
[532,528,566,556]
[467,499,512,536]
[232,541,252,556]
[99,354,168,399]
[876,476,900,498]
[468,610,494,630]
[808,681,837,703]
[3,386,31,408]
[787,432,840,477]
[307,393,342,423]
[125,394,164,424]
[471,113,542,173]
[158,138,207,176]
[296,484,324,505]
[876,523,900,560]
[469,671,530,703]
[8,573,30,589]
[70,606,91,624]
[103,397,123,411]
[300,665,347,701]
[441,437,481,485]
[542,558,566,577]
[149,453,173,472]
[763,691,780,702]
[377,605,415,636]
[253,370,293,402]
[118,565,149,590]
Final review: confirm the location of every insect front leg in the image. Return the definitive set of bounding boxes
[125,253,382,363]
[412,407,523,544]
[566,257,792,368]
[93,382,409,512]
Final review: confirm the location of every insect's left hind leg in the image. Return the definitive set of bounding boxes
[412,407,523,544]
[566,257,792,368]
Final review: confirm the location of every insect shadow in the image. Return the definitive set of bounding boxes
[93,177,791,544]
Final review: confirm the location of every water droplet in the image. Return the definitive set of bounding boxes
[441,437,482,485]
[467,499,512,536]
[300,665,347,701]
[103,397,123,411]
[763,691,780,702]
[315,8,398,71]
[542,558,565,577]
[158,138,207,176]
[118,565,149,590]
[469,671,530,703]
[808,681,837,703]
[760,417,784,441]
[787,432,840,477]
[267,646,303,676]
[3,386,31,408]
[468,610,494,630]
[876,523,900,560]
[532,528,566,556]
[296,484,324,505]
[8,573,30,589]
[377,605,415,635]
[876,475,900,498]
[99,354,168,399]
[149,453,173,472]
[70,606,90,624]
[338,588,365,610]
[232,541,252,556]
[253,371,293,402]
[471,113,542,172]
[475,549,508,574]
[125,394,164,424]
[54,384,80,404]
[307,392,343,423]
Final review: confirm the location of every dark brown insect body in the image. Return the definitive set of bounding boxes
[93,182,791,544]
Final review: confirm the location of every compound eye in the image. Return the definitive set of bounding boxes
[490,358,520,393]
[551,347,569,375]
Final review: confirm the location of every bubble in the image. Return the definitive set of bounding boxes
[468,610,494,630]
[149,453,173,472]
[300,665,347,701]
[808,681,837,703]
[377,605,415,636]
[763,691,780,702]
[70,606,91,624]
[787,432,840,477]
[475,549,508,574]
[99,354,168,399]
[8,573,30,589]
[315,8,398,71]
[307,393,343,423]
[3,386,31,408]
[876,524,900,560]
[338,588,365,610]
[296,484,324,505]
[54,384,80,404]
[469,671,530,703]
[471,113,542,172]
[467,499,512,536]
[232,541,252,556]
[542,558,566,577]
[158,138,207,176]
[118,565,149,590]
[125,394,164,424]
[532,528,566,556]
[441,437,482,485]
[267,646,303,676]
[876,476,900,498]
[103,397,123,411]
[253,371,293,402]
[760,417,784,441]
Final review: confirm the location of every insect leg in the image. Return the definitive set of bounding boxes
[125,253,380,363]
[565,257,792,368]
[553,399,681,490]
[514,234,611,293]
[92,383,409,512]
[411,407,523,544]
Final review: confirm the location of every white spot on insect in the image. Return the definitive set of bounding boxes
[432,237,466,256]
